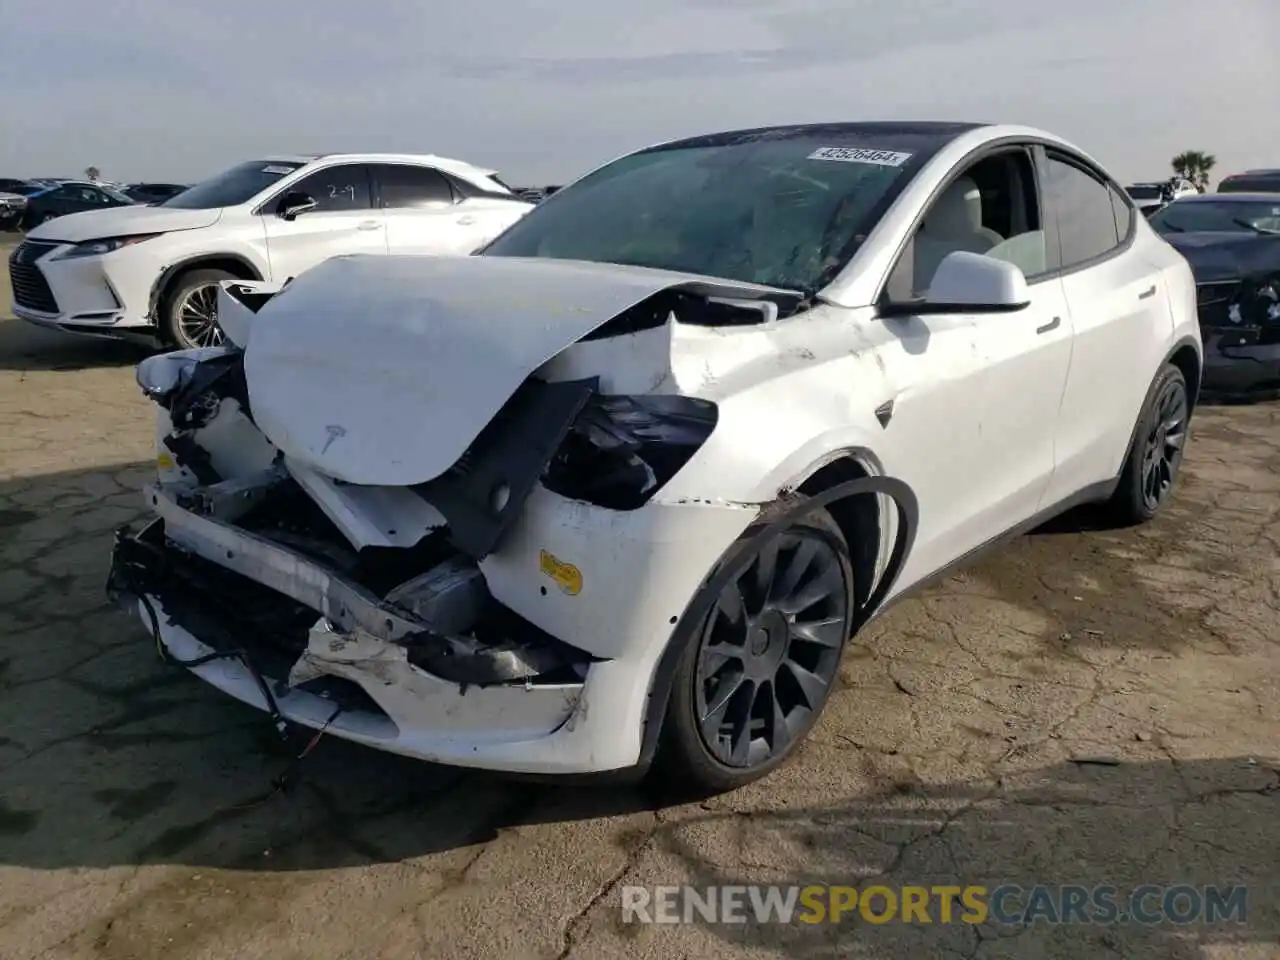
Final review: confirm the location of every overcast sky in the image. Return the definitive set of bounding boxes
[2,0,1276,188]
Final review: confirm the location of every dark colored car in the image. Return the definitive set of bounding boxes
[1217,171,1280,194]
[0,177,38,194]
[1150,193,1280,399]
[123,182,189,204]
[18,180,135,229]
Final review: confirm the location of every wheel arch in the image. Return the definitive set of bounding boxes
[1115,334,1203,474]
[1166,336,1202,412]
[634,452,919,775]
[148,253,265,322]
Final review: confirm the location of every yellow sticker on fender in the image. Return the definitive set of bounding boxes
[156,452,175,470]
[539,549,582,596]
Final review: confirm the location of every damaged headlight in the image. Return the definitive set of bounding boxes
[542,394,717,510]
[135,346,248,429]
[136,347,234,400]
[1225,281,1280,326]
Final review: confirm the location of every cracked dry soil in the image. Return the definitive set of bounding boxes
[0,279,1277,959]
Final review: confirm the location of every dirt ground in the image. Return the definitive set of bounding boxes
[0,247,1277,960]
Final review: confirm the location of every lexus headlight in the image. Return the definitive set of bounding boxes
[54,234,159,260]
[541,394,718,510]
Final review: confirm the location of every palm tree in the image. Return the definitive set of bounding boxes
[1170,151,1216,193]
[84,166,101,181]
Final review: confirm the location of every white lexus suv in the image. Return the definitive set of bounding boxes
[8,153,533,348]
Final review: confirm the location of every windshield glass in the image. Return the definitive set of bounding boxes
[1150,199,1280,234]
[482,137,923,293]
[99,186,134,203]
[161,160,303,209]
[11,184,46,197]
[1126,185,1161,200]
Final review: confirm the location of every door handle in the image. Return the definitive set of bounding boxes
[1138,284,1157,300]
[457,215,476,225]
[1036,316,1061,335]
[357,220,382,231]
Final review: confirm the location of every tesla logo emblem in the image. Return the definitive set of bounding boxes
[320,424,346,454]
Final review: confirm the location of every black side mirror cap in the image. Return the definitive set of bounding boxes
[277,191,318,221]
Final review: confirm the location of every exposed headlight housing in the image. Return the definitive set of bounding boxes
[135,346,248,430]
[54,234,159,260]
[541,393,718,510]
[135,348,227,399]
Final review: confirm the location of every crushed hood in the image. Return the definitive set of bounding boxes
[25,204,222,243]
[243,253,782,486]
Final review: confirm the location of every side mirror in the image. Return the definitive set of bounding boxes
[882,251,1030,317]
[277,191,318,221]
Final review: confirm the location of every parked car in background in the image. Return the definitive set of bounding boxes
[1126,177,1197,216]
[0,177,38,194]
[1149,193,1280,399]
[0,179,44,227]
[124,183,189,205]
[17,180,135,229]
[0,194,26,230]
[1218,170,1280,194]
[9,152,534,348]
[107,121,1201,792]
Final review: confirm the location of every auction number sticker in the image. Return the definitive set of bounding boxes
[808,147,913,167]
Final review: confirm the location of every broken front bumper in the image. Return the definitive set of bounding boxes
[105,498,606,774]
[108,469,762,774]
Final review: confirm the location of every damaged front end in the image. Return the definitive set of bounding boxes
[110,347,600,747]
[107,261,754,767]
[1166,232,1280,399]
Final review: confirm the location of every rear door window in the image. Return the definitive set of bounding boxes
[372,164,456,208]
[1042,154,1122,269]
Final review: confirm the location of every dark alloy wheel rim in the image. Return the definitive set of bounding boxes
[175,283,225,347]
[1140,379,1188,511]
[693,528,850,769]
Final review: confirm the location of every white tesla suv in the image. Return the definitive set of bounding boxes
[9,153,532,348]
[108,122,1202,793]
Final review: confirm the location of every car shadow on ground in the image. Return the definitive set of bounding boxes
[1,457,1277,957]
[0,317,151,372]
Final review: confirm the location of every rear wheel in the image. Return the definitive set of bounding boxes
[655,509,855,793]
[1109,363,1189,524]
[161,268,235,349]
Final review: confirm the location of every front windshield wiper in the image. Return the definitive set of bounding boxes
[1160,222,1185,232]
[1232,217,1280,235]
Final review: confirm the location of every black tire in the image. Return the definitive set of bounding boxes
[1108,363,1190,525]
[654,508,856,794]
[160,268,236,349]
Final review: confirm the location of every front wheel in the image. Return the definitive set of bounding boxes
[655,509,855,793]
[160,268,235,349]
[1109,363,1190,525]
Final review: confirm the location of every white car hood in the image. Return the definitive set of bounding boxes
[25,204,221,243]
[243,254,782,486]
